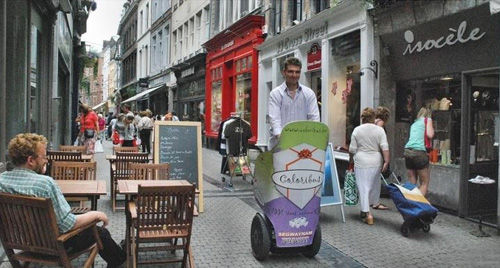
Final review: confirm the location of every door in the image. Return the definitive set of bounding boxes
[461,68,499,226]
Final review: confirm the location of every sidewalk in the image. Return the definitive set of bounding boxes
[1,140,500,267]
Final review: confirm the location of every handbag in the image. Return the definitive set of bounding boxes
[84,129,95,139]
[344,170,358,206]
[424,117,432,152]
[94,140,104,153]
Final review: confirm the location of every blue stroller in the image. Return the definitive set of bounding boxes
[382,173,438,237]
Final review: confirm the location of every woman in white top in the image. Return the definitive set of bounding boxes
[349,108,390,225]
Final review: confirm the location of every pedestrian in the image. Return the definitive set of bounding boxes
[349,107,390,225]
[77,103,99,154]
[163,112,173,121]
[171,111,180,121]
[122,114,136,147]
[404,107,434,196]
[98,113,106,141]
[268,57,320,148]
[373,106,392,210]
[137,110,153,154]
[0,133,126,268]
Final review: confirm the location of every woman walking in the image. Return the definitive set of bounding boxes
[404,107,434,196]
[349,108,390,225]
[77,103,99,154]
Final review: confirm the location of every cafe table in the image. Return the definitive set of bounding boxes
[56,180,107,210]
[82,154,94,162]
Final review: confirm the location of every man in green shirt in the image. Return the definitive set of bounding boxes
[0,133,126,268]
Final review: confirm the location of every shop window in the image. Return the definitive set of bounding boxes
[235,72,252,122]
[210,66,223,133]
[396,74,462,165]
[469,71,499,164]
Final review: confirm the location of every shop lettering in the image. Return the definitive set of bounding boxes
[304,22,328,42]
[277,22,328,53]
[403,21,486,55]
[221,40,234,51]
[272,170,323,189]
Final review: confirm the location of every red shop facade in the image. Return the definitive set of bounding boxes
[203,15,265,144]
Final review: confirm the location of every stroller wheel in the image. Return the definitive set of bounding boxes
[422,223,431,233]
[400,224,410,237]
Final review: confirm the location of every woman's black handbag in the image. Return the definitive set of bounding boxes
[84,129,95,138]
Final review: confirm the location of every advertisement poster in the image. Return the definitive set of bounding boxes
[253,121,329,247]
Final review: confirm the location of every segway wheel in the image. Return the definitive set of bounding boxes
[422,223,431,233]
[303,225,322,258]
[400,224,410,237]
[251,213,271,261]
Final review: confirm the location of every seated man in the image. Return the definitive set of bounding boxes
[0,133,126,268]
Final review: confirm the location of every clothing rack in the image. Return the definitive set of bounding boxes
[221,112,253,187]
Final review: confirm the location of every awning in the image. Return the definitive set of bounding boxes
[92,101,107,110]
[121,84,165,104]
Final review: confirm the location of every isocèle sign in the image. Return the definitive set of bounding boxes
[403,20,486,55]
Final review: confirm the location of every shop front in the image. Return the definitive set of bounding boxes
[256,1,375,174]
[203,15,265,144]
[380,4,500,224]
[172,53,206,124]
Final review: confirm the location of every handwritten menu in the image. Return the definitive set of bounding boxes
[155,122,201,185]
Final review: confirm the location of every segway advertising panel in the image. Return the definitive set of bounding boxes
[251,121,329,260]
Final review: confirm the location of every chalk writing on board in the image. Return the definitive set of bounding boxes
[157,124,199,183]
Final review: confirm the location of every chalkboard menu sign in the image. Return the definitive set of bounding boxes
[154,121,204,212]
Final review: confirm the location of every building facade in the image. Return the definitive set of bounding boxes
[203,0,265,144]
[372,0,500,225]
[257,0,375,150]
[0,0,93,171]
[170,0,210,123]
[117,0,138,102]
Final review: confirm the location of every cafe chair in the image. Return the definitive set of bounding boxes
[111,152,149,212]
[0,193,103,268]
[59,145,87,154]
[51,161,97,214]
[113,146,139,154]
[46,151,83,175]
[130,185,196,268]
[128,163,170,181]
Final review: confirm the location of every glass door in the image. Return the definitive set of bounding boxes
[462,68,499,225]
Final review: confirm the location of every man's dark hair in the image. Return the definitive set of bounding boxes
[122,104,131,110]
[283,57,302,71]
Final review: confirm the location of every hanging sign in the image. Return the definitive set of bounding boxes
[307,43,321,71]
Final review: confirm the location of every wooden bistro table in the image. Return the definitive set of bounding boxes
[56,180,107,211]
[82,154,94,162]
[118,180,196,268]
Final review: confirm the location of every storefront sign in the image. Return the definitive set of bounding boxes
[181,67,195,78]
[277,22,328,53]
[381,4,499,80]
[307,43,321,70]
[403,21,486,55]
[138,78,149,88]
[221,40,234,51]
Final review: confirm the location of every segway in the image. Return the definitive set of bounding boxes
[250,121,329,260]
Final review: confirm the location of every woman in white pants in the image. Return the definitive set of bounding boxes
[349,108,390,225]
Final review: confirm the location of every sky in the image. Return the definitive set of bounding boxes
[81,0,126,52]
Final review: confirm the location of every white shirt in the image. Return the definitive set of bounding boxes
[268,82,320,136]
[349,123,389,169]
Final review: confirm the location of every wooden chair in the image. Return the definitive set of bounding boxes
[0,193,102,268]
[111,152,149,212]
[46,151,83,175]
[51,161,97,181]
[113,146,139,154]
[51,161,97,214]
[131,185,196,268]
[128,163,170,181]
[59,145,87,154]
